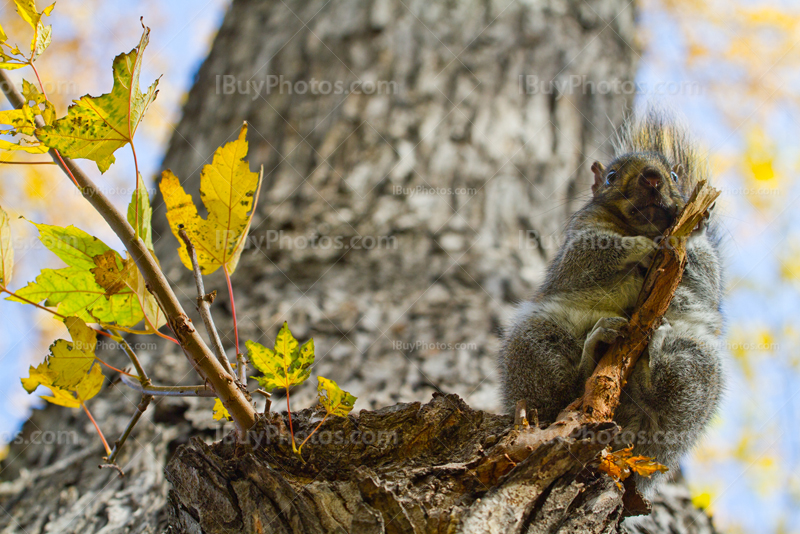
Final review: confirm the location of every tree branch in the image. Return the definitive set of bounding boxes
[178,228,235,377]
[120,373,216,397]
[0,70,257,432]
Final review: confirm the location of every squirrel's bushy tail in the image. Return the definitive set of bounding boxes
[612,107,710,193]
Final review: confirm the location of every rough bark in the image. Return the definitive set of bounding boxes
[0,0,719,533]
[163,394,720,534]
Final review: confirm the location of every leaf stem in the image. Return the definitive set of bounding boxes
[0,287,115,339]
[0,160,55,165]
[287,388,296,452]
[29,62,79,188]
[223,265,240,356]
[82,401,111,456]
[297,413,329,454]
[130,142,141,242]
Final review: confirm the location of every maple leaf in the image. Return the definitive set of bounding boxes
[40,364,104,408]
[247,322,314,392]
[21,316,101,396]
[6,222,155,327]
[212,398,232,421]
[35,25,159,173]
[0,81,54,153]
[125,182,166,330]
[127,177,154,251]
[160,122,261,275]
[13,0,55,58]
[0,205,12,286]
[317,377,357,417]
[597,446,669,489]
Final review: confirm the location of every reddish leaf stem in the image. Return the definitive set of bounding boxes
[82,401,111,456]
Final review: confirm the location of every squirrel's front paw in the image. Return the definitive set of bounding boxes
[580,316,628,375]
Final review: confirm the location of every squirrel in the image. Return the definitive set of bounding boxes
[497,110,724,494]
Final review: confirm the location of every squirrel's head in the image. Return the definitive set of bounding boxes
[590,152,688,237]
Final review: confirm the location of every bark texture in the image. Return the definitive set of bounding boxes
[0,0,719,533]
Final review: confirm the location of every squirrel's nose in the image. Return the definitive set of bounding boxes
[639,172,662,189]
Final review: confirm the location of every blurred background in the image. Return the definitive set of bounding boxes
[0,0,798,532]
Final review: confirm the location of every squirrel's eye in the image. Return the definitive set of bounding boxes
[605,171,617,185]
[671,171,679,183]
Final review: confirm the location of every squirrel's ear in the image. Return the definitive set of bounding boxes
[591,161,605,195]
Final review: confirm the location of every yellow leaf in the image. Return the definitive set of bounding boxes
[35,26,159,173]
[12,0,55,57]
[317,377,357,417]
[212,398,232,421]
[247,322,314,392]
[41,364,104,408]
[160,122,260,275]
[21,316,97,390]
[0,205,13,286]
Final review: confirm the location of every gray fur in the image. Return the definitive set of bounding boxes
[497,113,725,495]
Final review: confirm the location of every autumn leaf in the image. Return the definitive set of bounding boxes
[32,221,110,269]
[0,81,53,153]
[160,122,261,275]
[35,26,159,173]
[127,177,154,250]
[247,322,314,392]
[597,446,669,489]
[40,364,104,408]
[0,205,13,286]
[13,0,55,58]
[6,222,151,327]
[317,377,356,417]
[21,316,102,398]
[212,398,232,421]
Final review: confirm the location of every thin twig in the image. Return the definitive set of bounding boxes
[0,69,257,431]
[177,228,235,376]
[255,388,271,413]
[108,328,148,383]
[237,352,247,385]
[98,463,125,477]
[120,373,216,397]
[106,393,152,465]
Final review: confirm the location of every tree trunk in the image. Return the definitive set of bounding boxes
[0,0,719,533]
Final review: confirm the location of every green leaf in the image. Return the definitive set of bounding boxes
[212,398,232,421]
[247,322,315,392]
[8,220,161,329]
[9,264,143,326]
[32,222,112,270]
[35,26,159,173]
[317,377,357,417]
[0,205,13,286]
[160,122,260,275]
[127,176,153,250]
